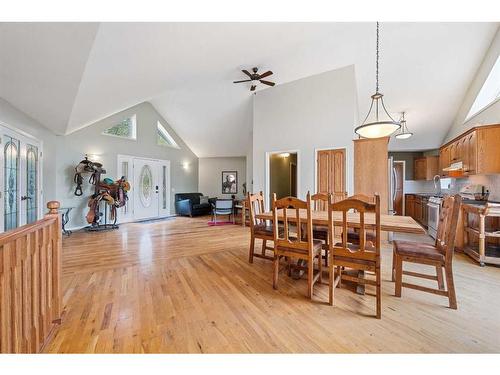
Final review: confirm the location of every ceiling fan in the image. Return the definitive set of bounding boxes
[233,67,275,91]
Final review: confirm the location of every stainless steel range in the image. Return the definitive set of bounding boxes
[427,196,443,239]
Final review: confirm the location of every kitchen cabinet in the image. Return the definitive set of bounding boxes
[477,126,500,175]
[439,146,450,177]
[466,131,477,174]
[405,194,428,228]
[439,124,500,176]
[414,156,439,180]
[405,194,415,218]
[414,195,423,223]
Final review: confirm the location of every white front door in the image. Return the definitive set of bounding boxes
[0,125,42,233]
[132,157,170,221]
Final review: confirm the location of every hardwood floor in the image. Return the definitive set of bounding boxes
[44,216,500,353]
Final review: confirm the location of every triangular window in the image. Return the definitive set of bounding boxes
[102,115,137,140]
[464,55,500,122]
[157,121,179,148]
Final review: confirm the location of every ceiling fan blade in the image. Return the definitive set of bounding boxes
[258,71,273,79]
[250,85,256,91]
[259,80,275,86]
[242,69,252,78]
[233,79,252,83]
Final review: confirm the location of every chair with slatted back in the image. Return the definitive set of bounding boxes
[343,194,377,245]
[272,193,323,299]
[392,194,462,309]
[328,194,382,318]
[247,191,275,263]
[310,193,332,266]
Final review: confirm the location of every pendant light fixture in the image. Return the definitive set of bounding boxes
[355,22,400,139]
[395,112,413,139]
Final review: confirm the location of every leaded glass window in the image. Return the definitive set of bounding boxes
[162,165,167,210]
[4,136,20,231]
[102,114,137,140]
[139,165,153,207]
[26,144,38,224]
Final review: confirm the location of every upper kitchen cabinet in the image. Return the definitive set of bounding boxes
[439,124,500,176]
[477,126,500,174]
[414,156,439,180]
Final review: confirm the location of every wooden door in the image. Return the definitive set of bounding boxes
[317,148,345,197]
[393,161,404,215]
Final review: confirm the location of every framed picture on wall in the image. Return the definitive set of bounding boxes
[222,171,238,194]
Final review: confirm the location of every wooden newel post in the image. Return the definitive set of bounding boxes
[46,200,63,325]
[47,201,60,215]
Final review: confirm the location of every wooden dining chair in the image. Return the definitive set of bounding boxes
[247,191,276,263]
[272,193,323,299]
[392,194,462,309]
[328,194,382,318]
[343,194,377,245]
[311,193,332,266]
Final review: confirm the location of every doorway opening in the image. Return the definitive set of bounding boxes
[268,151,298,203]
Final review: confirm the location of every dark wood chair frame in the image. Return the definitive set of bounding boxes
[392,194,462,310]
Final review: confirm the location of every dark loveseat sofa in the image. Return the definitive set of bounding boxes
[175,193,213,217]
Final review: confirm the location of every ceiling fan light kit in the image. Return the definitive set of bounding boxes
[233,67,275,91]
[355,22,401,139]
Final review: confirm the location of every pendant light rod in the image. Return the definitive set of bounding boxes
[355,21,400,139]
[376,21,379,94]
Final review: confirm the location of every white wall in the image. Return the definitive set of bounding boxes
[56,102,199,228]
[198,157,246,199]
[0,97,58,204]
[444,27,500,143]
[252,65,358,203]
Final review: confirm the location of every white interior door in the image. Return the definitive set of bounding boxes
[0,125,42,233]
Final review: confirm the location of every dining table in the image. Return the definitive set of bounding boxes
[255,209,426,294]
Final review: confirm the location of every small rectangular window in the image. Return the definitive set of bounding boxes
[103,114,137,140]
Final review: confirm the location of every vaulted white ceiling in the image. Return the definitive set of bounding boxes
[0,22,497,156]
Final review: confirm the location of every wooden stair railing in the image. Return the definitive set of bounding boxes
[0,201,62,353]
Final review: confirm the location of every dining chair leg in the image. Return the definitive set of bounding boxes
[376,263,381,319]
[307,256,314,299]
[273,255,279,290]
[445,264,458,310]
[395,255,403,297]
[323,247,328,267]
[436,265,445,290]
[261,239,267,256]
[391,246,396,282]
[318,253,323,284]
[329,263,334,306]
[249,236,255,263]
[338,264,342,288]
